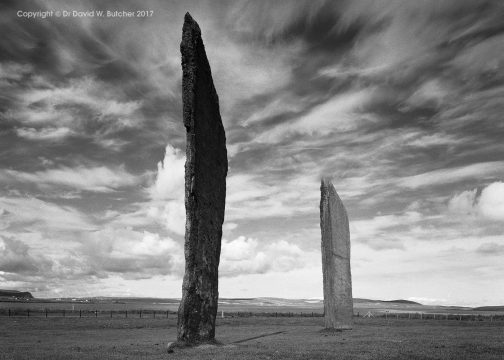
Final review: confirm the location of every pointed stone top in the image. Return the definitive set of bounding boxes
[181,11,213,129]
[183,12,201,37]
[321,177,333,188]
[321,178,337,195]
[321,177,344,204]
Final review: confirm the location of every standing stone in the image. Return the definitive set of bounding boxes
[320,178,353,330]
[176,12,228,345]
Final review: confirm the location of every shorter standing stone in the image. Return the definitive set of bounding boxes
[320,178,353,330]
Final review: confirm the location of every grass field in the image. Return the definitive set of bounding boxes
[1,316,503,359]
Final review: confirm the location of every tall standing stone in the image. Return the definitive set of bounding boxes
[320,178,353,330]
[176,12,228,345]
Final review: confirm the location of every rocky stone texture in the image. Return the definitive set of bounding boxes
[320,178,353,330]
[176,13,228,345]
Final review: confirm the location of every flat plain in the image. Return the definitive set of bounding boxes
[1,316,504,359]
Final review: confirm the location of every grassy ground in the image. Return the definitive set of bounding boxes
[1,316,503,359]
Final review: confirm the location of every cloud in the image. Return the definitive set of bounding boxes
[221,236,258,261]
[147,201,186,236]
[405,79,450,109]
[223,222,238,232]
[451,34,504,75]
[448,189,477,215]
[21,77,140,118]
[208,35,297,119]
[82,228,184,279]
[0,62,32,81]
[241,95,305,127]
[10,76,142,128]
[447,182,504,221]
[227,0,332,43]
[226,174,277,203]
[476,242,504,255]
[102,197,187,237]
[220,236,317,277]
[406,133,460,148]
[350,211,423,250]
[225,173,319,221]
[0,226,185,287]
[0,165,140,193]
[254,88,377,143]
[1,0,503,303]
[477,182,504,221]
[0,236,52,275]
[294,88,377,132]
[149,145,185,200]
[144,144,186,235]
[398,162,504,189]
[15,127,75,141]
[0,196,94,232]
[3,74,148,159]
[338,0,490,77]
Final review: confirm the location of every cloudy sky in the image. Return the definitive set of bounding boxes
[1,0,503,306]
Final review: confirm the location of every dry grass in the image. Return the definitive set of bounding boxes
[1,316,503,359]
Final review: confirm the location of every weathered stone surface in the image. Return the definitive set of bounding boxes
[320,178,353,330]
[176,12,228,345]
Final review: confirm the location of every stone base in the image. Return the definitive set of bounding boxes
[166,339,223,353]
[319,326,352,334]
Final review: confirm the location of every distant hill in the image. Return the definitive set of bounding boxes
[0,290,34,299]
[1,294,428,307]
[472,306,504,311]
[382,299,422,305]
[39,296,421,307]
[354,298,422,305]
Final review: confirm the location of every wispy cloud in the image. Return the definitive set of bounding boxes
[0,165,140,193]
[15,127,75,141]
[0,196,94,231]
[398,162,504,189]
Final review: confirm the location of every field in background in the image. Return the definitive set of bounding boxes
[1,316,504,359]
[2,297,504,317]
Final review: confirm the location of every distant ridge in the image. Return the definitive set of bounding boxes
[354,298,422,305]
[1,294,427,306]
[383,299,421,305]
[472,306,504,311]
[0,290,34,299]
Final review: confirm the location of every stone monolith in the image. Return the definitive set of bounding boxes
[176,12,228,345]
[320,178,353,330]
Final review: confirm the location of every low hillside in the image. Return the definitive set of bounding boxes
[383,299,422,305]
[354,298,422,305]
[472,306,504,311]
[0,290,34,299]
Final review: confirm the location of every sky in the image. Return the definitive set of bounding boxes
[1,0,503,307]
